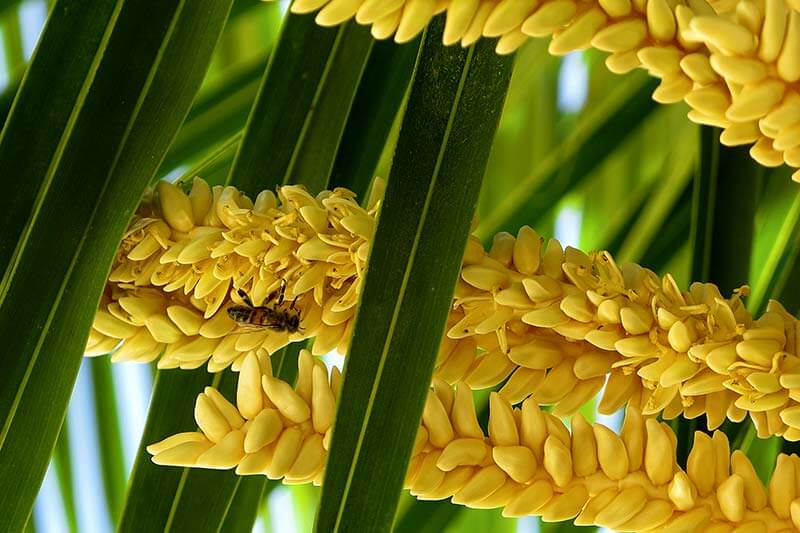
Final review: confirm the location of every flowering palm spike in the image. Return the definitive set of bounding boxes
[149,348,800,531]
[279,0,800,181]
[88,178,800,440]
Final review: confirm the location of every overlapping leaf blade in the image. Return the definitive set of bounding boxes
[329,38,420,196]
[0,0,234,528]
[316,18,513,532]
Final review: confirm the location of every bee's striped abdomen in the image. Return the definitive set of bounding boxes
[251,308,270,326]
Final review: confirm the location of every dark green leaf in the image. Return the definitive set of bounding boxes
[638,184,692,273]
[227,12,340,194]
[329,38,419,197]
[119,369,217,532]
[316,18,513,532]
[220,477,268,533]
[122,12,376,530]
[683,126,762,459]
[285,21,373,191]
[0,0,234,527]
[0,0,119,282]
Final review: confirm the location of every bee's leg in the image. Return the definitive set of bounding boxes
[277,278,287,306]
[237,288,254,307]
[289,296,299,312]
[265,279,287,306]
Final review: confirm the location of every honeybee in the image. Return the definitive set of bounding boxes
[227,280,302,333]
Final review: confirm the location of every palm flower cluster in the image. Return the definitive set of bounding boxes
[285,0,800,181]
[88,178,800,441]
[149,350,337,484]
[451,230,800,441]
[149,348,800,531]
[86,178,376,371]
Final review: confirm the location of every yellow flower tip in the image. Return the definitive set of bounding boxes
[156,180,194,233]
[275,0,800,176]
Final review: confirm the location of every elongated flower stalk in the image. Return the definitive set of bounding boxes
[87,178,800,440]
[284,0,800,181]
[149,348,800,531]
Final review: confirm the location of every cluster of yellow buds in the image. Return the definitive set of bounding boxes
[88,178,800,441]
[86,178,377,371]
[149,348,800,531]
[285,0,800,181]
[149,350,337,484]
[449,228,800,441]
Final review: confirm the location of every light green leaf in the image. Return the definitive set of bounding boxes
[160,57,265,175]
[316,18,513,532]
[52,426,77,533]
[749,167,800,315]
[475,74,658,243]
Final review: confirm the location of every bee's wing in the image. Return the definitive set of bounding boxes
[232,324,268,333]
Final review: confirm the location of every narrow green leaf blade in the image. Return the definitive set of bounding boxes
[316,18,513,532]
[748,167,800,315]
[684,126,762,456]
[0,0,234,527]
[286,21,373,190]
[220,478,268,533]
[156,372,244,532]
[52,426,77,533]
[89,357,126,523]
[121,12,374,530]
[227,12,339,193]
[0,0,119,282]
[329,39,419,196]
[119,369,215,532]
[690,126,763,293]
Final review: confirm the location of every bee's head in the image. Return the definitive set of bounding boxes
[227,305,251,323]
[287,313,301,332]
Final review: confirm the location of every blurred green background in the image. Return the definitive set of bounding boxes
[6,0,797,531]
